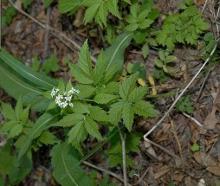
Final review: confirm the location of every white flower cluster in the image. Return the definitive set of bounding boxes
[51,87,80,109]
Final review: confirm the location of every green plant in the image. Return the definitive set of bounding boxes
[58,0,81,14]
[0,33,158,185]
[108,132,141,167]
[31,55,60,74]
[109,74,157,131]
[44,0,53,8]
[2,6,17,27]
[69,33,132,100]
[22,0,32,9]
[126,62,146,80]
[1,0,213,184]
[43,54,60,74]
[58,0,129,27]
[191,143,200,152]
[201,33,220,65]
[0,99,33,185]
[156,1,209,50]
[154,50,177,75]
[0,144,32,185]
[51,143,95,186]
[0,98,31,139]
[125,0,159,44]
[125,3,156,32]
[82,0,121,27]
[153,68,169,83]
[21,0,53,8]
[176,96,194,114]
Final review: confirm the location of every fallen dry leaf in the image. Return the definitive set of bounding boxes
[185,176,195,186]
[204,109,218,129]
[73,8,84,27]
[154,165,170,179]
[143,140,160,161]
[195,0,206,5]
[173,172,184,182]
[148,75,157,95]
[194,152,220,176]
[206,166,220,176]
[204,88,220,129]
[193,152,216,167]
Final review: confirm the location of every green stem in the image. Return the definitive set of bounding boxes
[79,128,118,163]
[118,127,128,186]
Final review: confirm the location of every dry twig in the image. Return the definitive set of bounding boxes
[182,112,203,127]
[42,7,51,63]
[170,119,183,160]
[202,0,209,13]
[196,68,212,102]
[82,161,130,185]
[133,168,149,185]
[145,138,179,159]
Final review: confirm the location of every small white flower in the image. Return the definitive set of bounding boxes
[73,88,80,94]
[55,94,63,104]
[51,87,59,98]
[65,95,72,102]
[51,86,79,109]
[68,87,80,95]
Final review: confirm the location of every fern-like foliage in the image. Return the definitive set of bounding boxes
[156,2,209,50]
[125,0,158,31]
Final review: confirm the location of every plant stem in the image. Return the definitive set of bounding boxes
[118,127,128,186]
[80,128,118,162]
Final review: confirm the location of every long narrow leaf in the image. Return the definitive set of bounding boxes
[18,113,58,159]
[104,33,132,82]
[0,49,56,90]
[0,62,42,99]
[51,143,94,186]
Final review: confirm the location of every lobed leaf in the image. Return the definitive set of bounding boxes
[119,74,137,100]
[133,100,157,118]
[84,116,103,140]
[89,106,109,122]
[109,102,124,125]
[94,93,118,104]
[128,86,147,102]
[122,103,134,131]
[58,0,81,14]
